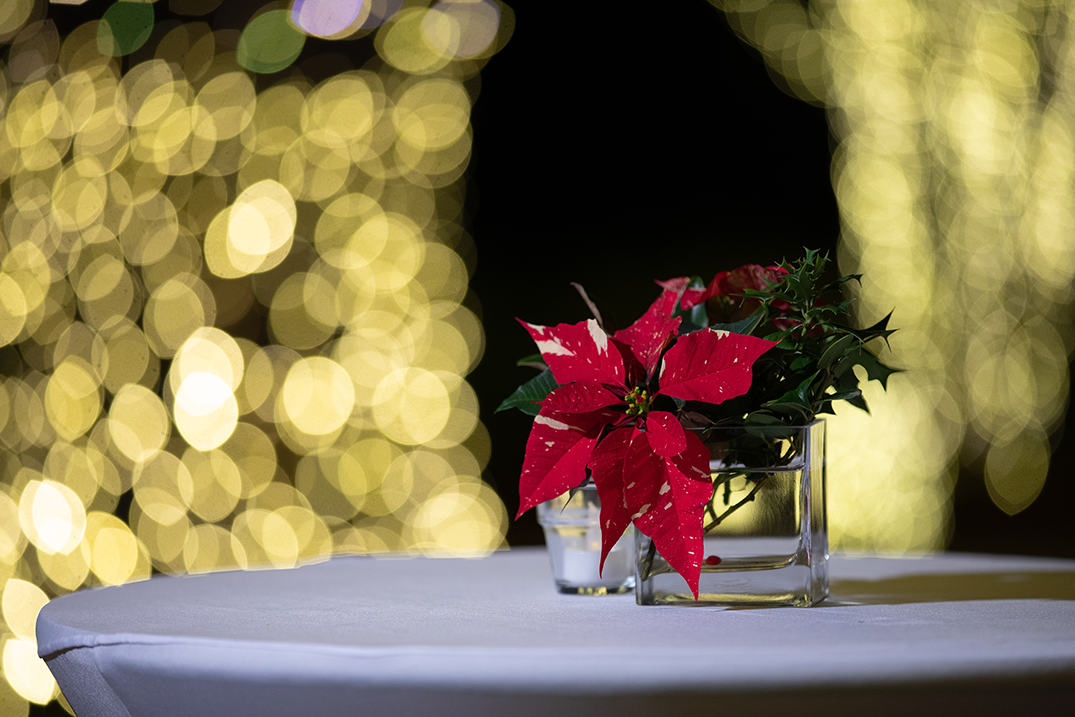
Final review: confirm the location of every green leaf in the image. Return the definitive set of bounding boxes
[848,311,898,349]
[765,402,812,417]
[678,303,709,334]
[763,372,817,413]
[744,411,785,426]
[818,333,858,371]
[846,393,870,413]
[709,313,764,337]
[818,273,862,295]
[849,348,900,390]
[826,388,863,403]
[495,370,560,415]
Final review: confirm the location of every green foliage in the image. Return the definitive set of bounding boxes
[495,368,558,416]
[721,249,900,427]
[499,250,900,429]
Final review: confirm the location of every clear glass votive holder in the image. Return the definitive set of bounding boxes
[536,480,635,595]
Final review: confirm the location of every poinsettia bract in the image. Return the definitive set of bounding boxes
[515,287,777,598]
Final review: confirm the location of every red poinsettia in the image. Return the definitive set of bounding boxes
[515,285,777,598]
[675,264,793,328]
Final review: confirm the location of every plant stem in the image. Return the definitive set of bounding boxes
[639,539,657,580]
[702,475,768,535]
[643,474,770,576]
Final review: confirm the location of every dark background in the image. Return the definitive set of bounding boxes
[469,1,836,545]
[465,2,1075,558]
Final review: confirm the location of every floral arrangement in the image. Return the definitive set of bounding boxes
[498,250,897,597]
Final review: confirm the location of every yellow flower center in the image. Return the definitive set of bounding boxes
[625,386,650,417]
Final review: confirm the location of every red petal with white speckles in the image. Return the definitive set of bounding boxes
[516,408,606,519]
[658,329,777,404]
[540,381,623,414]
[645,411,687,457]
[613,291,681,381]
[518,318,624,387]
[587,425,637,576]
[623,429,712,599]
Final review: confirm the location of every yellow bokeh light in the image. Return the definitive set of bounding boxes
[143,275,215,357]
[43,359,101,442]
[429,0,502,59]
[173,328,244,394]
[1,579,48,643]
[182,448,242,523]
[393,78,470,152]
[108,384,169,463]
[37,539,92,592]
[224,179,296,275]
[133,450,194,527]
[0,490,26,565]
[377,8,454,75]
[2,639,55,705]
[302,73,376,149]
[0,4,510,706]
[373,367,451,445]
[715,0,1075,546]
[173,371,239,451]
[280,357,356,437]
[17,480,86,556]
[85,511,146,586]
[0,274,29,345]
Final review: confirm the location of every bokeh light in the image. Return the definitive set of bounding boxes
[0,2,512,710]
[714,0,1074,548]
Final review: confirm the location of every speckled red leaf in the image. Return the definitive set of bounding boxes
[516,408,607,518]
[655,277,691,294]
[658,329,777,404]
[518,318,624,387]
[587,425,637,576]
[611,337,646,389]
[613,291,681,380]
[623,429,712,599]
[540,381,623,414]
[644,411,687,457]
[657,276,706,311]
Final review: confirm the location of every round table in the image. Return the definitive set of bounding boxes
[37,548,1075,716]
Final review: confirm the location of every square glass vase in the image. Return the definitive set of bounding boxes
[635,420,828,607]
[537,480,635,595]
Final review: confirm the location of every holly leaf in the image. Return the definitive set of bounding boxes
[846,311,898,349]
[518,318,625,386]
[763,372,817,414]
[587,425,637,576]
[624,429,712,600]
[516,409,607,518]
[818,333,857,371]
[496,370,559,415]
[848,347,900,390]
[658,329,778,404]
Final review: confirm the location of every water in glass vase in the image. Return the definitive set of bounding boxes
[635,421,828,607]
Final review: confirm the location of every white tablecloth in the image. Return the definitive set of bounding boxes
[37,548,1075,716]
